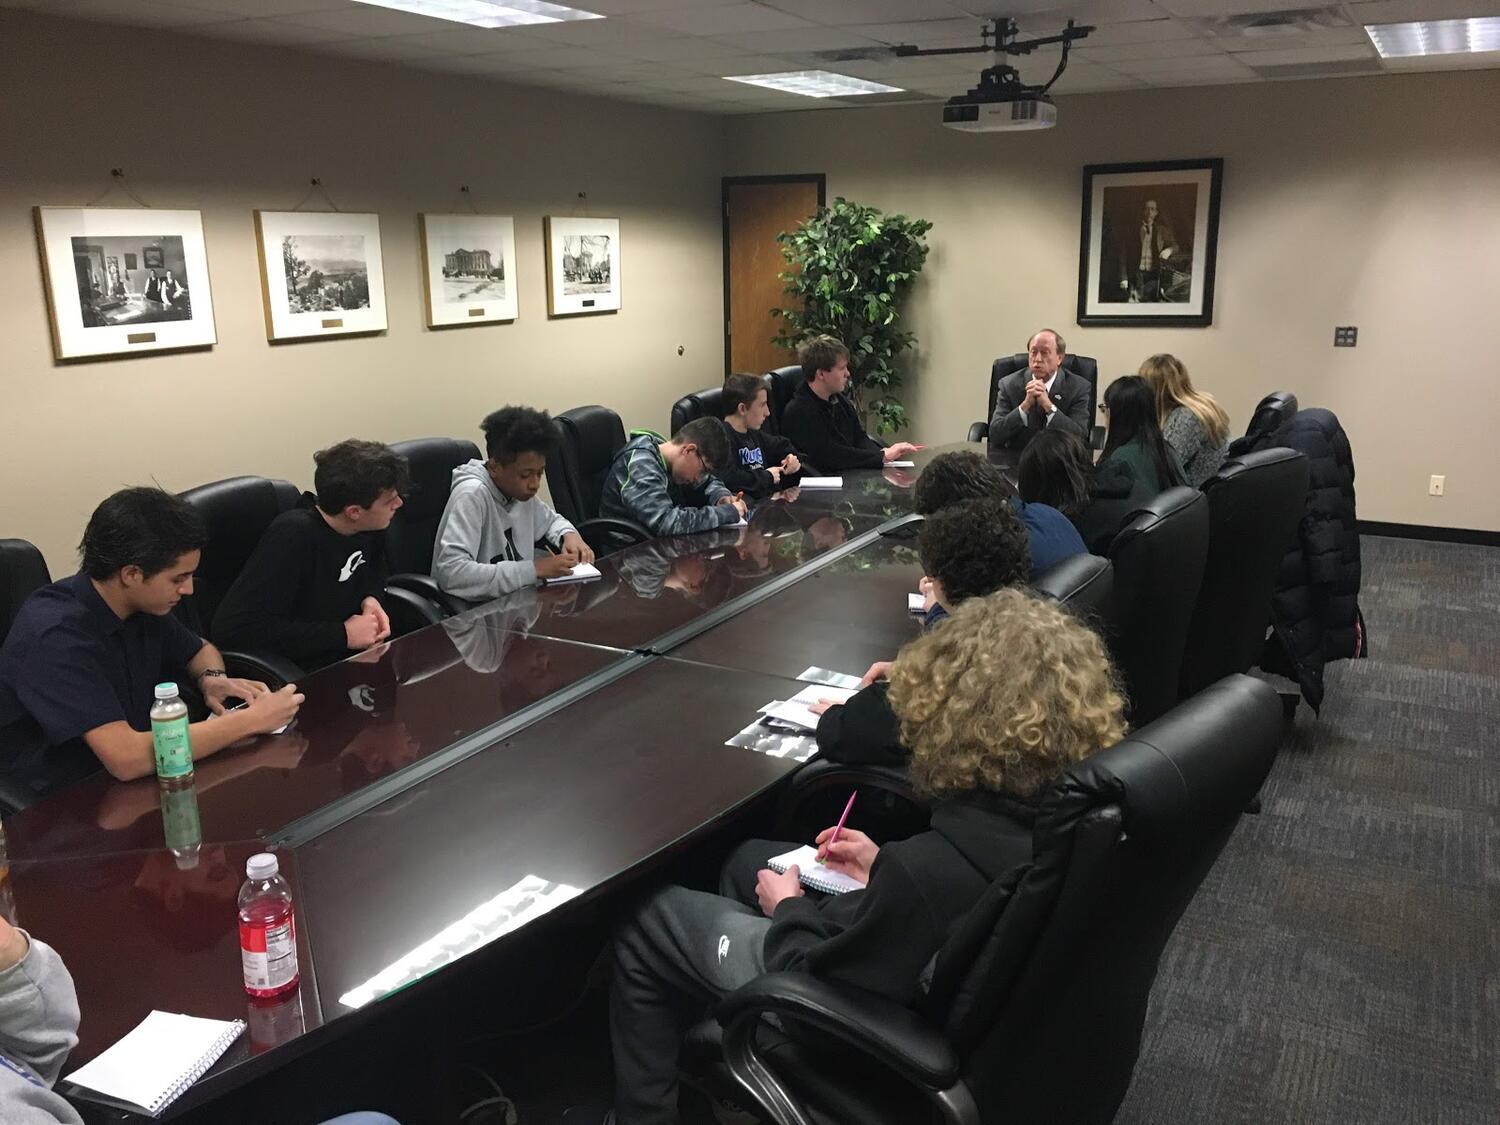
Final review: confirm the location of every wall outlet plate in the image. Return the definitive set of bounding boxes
[1334,326,1358,347]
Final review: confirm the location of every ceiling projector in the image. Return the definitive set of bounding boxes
[943,69,1058,132]
[894,18,1091,134]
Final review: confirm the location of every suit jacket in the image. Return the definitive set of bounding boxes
[987,365,1092,452]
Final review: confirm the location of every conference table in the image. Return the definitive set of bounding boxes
[0,448,1008,1120]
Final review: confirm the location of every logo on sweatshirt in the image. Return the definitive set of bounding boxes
[338,550,366,583]
[717,935,730,963]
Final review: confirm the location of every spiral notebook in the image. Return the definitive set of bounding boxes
[767,845,866,895]
[65,1010,244,1116]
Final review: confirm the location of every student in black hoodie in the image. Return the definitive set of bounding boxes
[810,497,1032,767]
[717,373,803,497]
[604,590,1126,1125]
[213,440,411,671]
[778,334,922,473]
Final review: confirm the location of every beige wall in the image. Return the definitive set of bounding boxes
[726,72,1500,533]
[0,10,726,576]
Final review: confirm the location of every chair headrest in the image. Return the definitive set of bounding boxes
[1031,553,1111,608]
[1109,486,1207,556]
[557,406,626,473]
[390,437,482,517]
[180,475,300,535]
[0,539,52,644]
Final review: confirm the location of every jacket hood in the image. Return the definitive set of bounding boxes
[452,459,513,507]
[929,792,1038,881]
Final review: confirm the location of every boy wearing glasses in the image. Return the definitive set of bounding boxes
[599,417,747,541]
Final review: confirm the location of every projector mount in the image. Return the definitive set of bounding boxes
[893,18,1094,99]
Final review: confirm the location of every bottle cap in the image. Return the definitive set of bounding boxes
[154,682,179,700]
[245,853,279,881]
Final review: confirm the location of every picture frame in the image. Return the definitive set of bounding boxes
[33,206,218,361]
[544,216,621,317]
[1077,158,1223,328]
[253,210,387,341]
[419,213,518,328]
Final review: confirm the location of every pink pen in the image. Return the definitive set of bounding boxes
[818,790,858,862]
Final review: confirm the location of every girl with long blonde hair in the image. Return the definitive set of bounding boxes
[1138,353,1231,488]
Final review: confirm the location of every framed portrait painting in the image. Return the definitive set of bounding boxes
[544,216,620,317]
[1077,158,1223,327]
[254,210,387,340]
[419,213,518,328]
[34,206,217,360]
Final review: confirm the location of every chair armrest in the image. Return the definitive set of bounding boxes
[382,584,446,635]
[387,571,465,616]
[966,421,989,443]
[576,516,653,556]
[717,973,960,1090]
[220,649,305,689]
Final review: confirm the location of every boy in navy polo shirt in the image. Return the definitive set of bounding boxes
[0,489,302,804]
[213,440,409,671]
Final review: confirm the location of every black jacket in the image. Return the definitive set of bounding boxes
[779,381,884,473]
[1072,457,1159,554]
[212,495,388,670]
[1232,408,1365,711]
[815,680,905,766]
[987,366,1092,453]
[718,420,803,497]
[762,792,1036,1009]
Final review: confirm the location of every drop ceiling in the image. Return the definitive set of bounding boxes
[5,0,1498,114]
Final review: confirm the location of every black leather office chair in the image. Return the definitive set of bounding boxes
[766,365,803,434]
[1179,449,1309,700]
[385,436,480,615]
[1031,553,1114,633]
[669,386,727,436]
[545,406,652,556]
[178,476,306,686]
[689,674,1283,1125]
[0,539,51,645]
[1105,486,1210,726]
[1234,391,1298,451]
[967,353,1101,447]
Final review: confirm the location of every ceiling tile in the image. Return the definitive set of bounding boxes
[568,0,741,12]
[1345,0,1500,20]
[322,34,451,60]
[45,0,247,27]
[851,17,993,48]
[1150,0,1327,14]
[760,0,974,25]
[1111,53,1255,76]
[1215,27,1375,53]
[633,2,815,36]
[1004,0,1169,25]
[708,25,886,53]
[370,27,549,55]
[1076,37,1221,61]
[1229,42,1376,65]
[192,17,360,45]
[1014,15,1201,47]
[158,0,340,14]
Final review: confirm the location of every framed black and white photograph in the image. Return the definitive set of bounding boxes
[1077,158,1223,327]
[419,213,518,328]
[544,216,621,317]
[34,206,217,361]
[253,210,387,340]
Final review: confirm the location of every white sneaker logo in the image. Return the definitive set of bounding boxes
[717,935,730,963]
[338,550,366,583]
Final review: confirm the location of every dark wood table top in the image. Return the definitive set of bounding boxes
[0,461,957,1116]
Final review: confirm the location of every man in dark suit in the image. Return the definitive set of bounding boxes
[987,329,1092,453]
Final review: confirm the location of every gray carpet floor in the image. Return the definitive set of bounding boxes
[1115,535,1500,1124]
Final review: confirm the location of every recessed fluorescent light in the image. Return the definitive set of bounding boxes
[1364,17,1500,58]
[351,0,603,28]
[723,70,904,98]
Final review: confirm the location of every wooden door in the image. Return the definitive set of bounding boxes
[723,176,823,375]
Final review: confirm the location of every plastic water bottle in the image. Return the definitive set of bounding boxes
[150,683,193,782]
[238,853,299,998]
[159,782,202,870]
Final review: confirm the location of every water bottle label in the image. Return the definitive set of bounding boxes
[240,916,298,991]
[152,715,192,778]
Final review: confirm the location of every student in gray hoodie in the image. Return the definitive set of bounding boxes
[432,407,593,601]
[598,417,747,544]
[0,916,82,1124]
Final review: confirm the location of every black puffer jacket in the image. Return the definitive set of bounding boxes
[1232,407,1366,711]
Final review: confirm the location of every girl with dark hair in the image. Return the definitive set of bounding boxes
[1098,375,1185,493]
[1017,424,1165,555]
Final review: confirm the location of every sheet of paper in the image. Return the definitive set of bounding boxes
[546,561,602,585]
[798,476,843,489]
[886,460,916,468]
[724,716,819,762]
[787,683,858,707]
[758,699,822,730]
[796,666,863,690]
[908,592,926,613]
